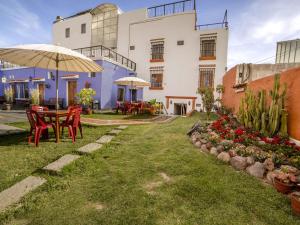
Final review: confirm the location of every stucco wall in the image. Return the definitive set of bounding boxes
[222,66,300,141]
[0,60,137,109]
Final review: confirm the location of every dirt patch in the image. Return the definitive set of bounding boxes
[87,202,105,211]
[144,172,172,194]
[159,172,171,182]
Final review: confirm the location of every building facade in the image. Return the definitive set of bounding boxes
[276,39,300,64]
[52,0,229,115]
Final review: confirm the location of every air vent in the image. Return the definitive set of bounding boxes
[130,46,135,50]
[177,40,184,46]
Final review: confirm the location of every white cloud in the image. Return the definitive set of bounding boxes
[0,0,50,46]
[228,0,300,67]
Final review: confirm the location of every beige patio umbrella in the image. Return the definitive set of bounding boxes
[114,76,150,102]
[0,44,103,109]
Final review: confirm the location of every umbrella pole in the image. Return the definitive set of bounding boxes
[55,55,59,111]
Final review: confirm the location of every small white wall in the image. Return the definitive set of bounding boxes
[52,13,92,49]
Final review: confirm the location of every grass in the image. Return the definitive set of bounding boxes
[0,122,113,192]
[83,111,157,120]
[1,113,300,225]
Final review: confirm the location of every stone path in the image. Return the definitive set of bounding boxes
[116,125,128,130]
[77,143,102,154]
[0,176,46,212]
[0,124,25,136]
[43,154,81,173]
[107,129,122,135]
[0,125,127,212]
[96,135,114,144]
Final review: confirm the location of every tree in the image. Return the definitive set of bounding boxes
[198,87,215,120]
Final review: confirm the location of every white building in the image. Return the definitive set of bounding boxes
[276,39,300,64]
[52,0,229,115]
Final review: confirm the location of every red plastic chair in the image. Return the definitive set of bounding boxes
[67,105,83,138]
[26,109,56,147]
[60,108,81,143]
[31,105,49,112]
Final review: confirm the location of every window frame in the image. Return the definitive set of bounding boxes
[150,40,164,62]
[199,67,215,89]
[65,28,70,38]
[200,36,216,60]
[150,66,164,90]
[81,23,86,34]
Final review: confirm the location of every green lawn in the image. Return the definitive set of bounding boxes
[83,111,157,120]
[1,113,300,225]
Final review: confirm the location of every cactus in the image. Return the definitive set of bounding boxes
[237,73,288,137]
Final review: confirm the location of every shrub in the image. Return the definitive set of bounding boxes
[77,88,96,107]
[30,88,40,105]
[4,86,13,103]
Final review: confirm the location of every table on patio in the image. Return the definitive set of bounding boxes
[37,110,68,143]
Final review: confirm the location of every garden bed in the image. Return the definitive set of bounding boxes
[188,113,300,215]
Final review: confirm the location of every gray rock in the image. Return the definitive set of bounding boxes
[246,162,266,178]
[200,139,207,144]
[96,135,114,144]
[191,136,198,143]
[216,145,224,153]
[108,129,122,135]
[206,142,212,150]
[217,152,230,163]
[246,156,255,165]
[201,144,208,152]
[210,148,218,156]
[230,156,247,170]
[194,141,202,148]
[116,125,128,130]
[263,158,275,171]
[228,149,237,157]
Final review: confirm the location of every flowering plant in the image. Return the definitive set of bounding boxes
[77,88,96,107]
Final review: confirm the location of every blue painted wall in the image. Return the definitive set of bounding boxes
[0,59,143,109]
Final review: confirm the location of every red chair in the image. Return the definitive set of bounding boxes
[67,105,83,138]
[60,108,81,143]
[26,109,56,147]
[31,105,49,112]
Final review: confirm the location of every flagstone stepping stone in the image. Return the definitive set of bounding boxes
[0,176,46,212]
[77,143,102,154]
[43,154,80,173]
[116,125,128,130]
[107,129,122,135]
[96,135,114,144]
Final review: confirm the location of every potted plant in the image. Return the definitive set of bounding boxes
[274,171,297,194]
[30,88,40,106]
[291,192,300,216]
[4,86,13,110]
[77,88,96,114]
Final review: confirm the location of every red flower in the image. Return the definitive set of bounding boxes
[233,138,244,143]
[234,128,244,136]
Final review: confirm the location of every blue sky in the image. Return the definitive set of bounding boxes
[0,0,299,67]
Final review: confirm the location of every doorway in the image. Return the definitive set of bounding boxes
[131,89,137,102]
[67,80,77,106]
[174,103,187,116]
[37,83,45,105]
[117,87,125,102]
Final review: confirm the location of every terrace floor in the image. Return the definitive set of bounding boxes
[0,113,300,224]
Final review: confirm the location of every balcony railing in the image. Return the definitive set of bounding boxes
[196,10,228,30]
[73,45,136,71]
[148,0,196,18]
[0,60,22,69]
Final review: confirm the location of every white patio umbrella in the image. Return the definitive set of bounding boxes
[0,44,103,109]
[114,76,150,102]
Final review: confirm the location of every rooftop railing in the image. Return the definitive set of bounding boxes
[196,10,228,30]
[148,0,196,18]
[0,60,22,69]
[74,45,136,71]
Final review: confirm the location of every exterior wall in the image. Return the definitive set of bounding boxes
[222,66,300,141]
[52,13,92,49]
[0,60,136,109]
[0,70,3,96]
[276,39,300,64]
[118,10,228,114]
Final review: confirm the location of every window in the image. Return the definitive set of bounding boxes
[12,83,29,99]
[151,40,164,61]
[150,67,164,89]
[117,87,125,102]
[177,40,184,46]
[81,23,86,34]
[130,45,135,50]
[88,72,96,78]
[65,28,70,38]
[199,68,215,88]
[200,37,216,58]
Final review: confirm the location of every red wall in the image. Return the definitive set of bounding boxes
[222,66,300,140]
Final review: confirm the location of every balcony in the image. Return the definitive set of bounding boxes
[196,10,228,30]
[73,45,136,71]
[147,0,195,18]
